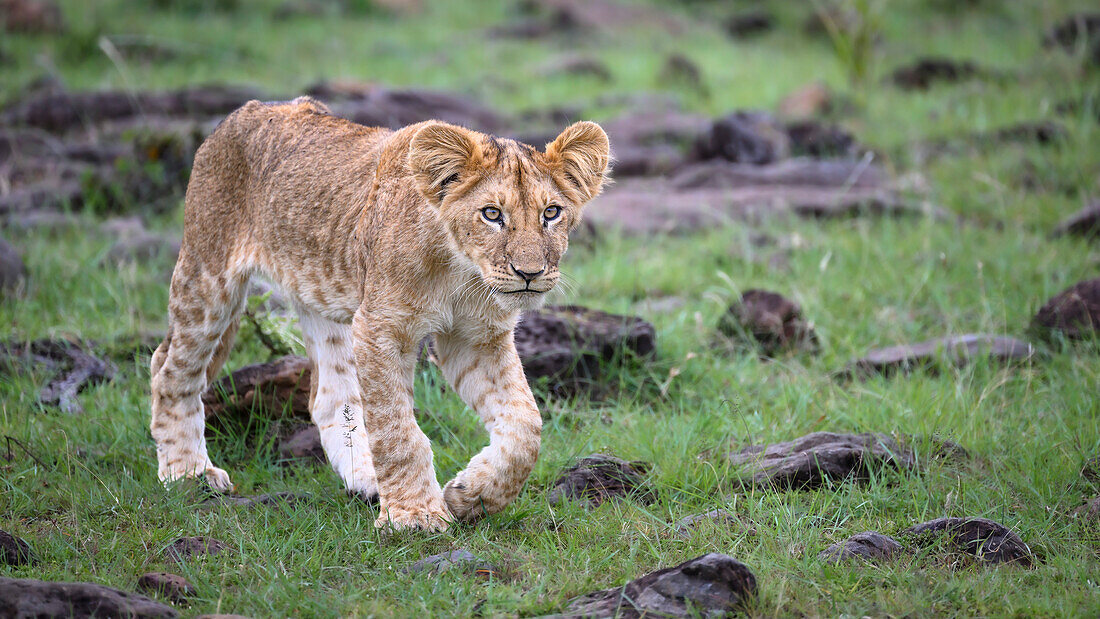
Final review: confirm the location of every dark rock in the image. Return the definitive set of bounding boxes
[1052,202,1100,240]
[278,425,326,464]
[0,85,265,132]
[542,54,613,82]
[785,120,858,158]
[1073,497,1100,521]
[891,57,981,90]
[657,54,706,95]
[1043,13,1100,64]
[559,553,756,618]
[728,432,918,490]
[548,454,655,508]
[902,517,1033,566]
[0,0,64,34]
[166,536,228,564]
[818,531,904,563]
[202,355,311,419]
[990,121,1067,145]
[405,549,498,578]
[0,235,27,295]
[515,306,656,397]
[718,289,818,357]
[0,577,177,618]
[725,11,773,38]
[691,111,789,165]
[202,491,310,509]
[0,530,35,566]
[1032,278,1100,340]
[845,334,1037,378]
[0,339,118,414]
[673,509,753,539]
[136,573,196,604]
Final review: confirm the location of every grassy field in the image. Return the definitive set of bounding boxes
[3,0,1100,616]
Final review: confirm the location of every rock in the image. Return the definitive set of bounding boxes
[778,83,834,119]
[202,355,311,419]
[514,306,656,397]
[1073,497,1100,521]
[166,536,228,565]
[559,553,756,618]
[989,121,1067,145]
[278,425,326,463]
[0,339,118,414]
[0,530,35,566]
[671,159,886,191]
[321,87,508,134]
[0,235,27,295]
[902,517,1033,566]
[818,531,904,563]
[202,491,310,509]
[718,289,818,357]
[845,334,1038,378]
[0,85,265,132]
[103,232,182,265]
[691,111,790,165]
[541,54,613,82]
[0,577,177,618]
[724,11,773,38]
[136,573,196,604]
[890,57,982,90]
[657,54,706,95]
[728,432,920,490]
[0,0,64,34]
[1032,278,1100,341]
[405,549,497,578]
[1043,12,1100,64]
[1052,202,1100,240]
[548,454,655,508]
[785,120,858,158]
[598,110,710,177]
[673,509,752,539]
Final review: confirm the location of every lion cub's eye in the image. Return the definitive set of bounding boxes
[543,205,562,221]
[481,206,503,223]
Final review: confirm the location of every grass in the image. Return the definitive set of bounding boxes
[3,0,1100,616]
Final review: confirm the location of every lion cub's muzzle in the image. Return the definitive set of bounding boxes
[494,263,557,295]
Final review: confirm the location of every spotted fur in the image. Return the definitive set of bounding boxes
[149,97,610,531]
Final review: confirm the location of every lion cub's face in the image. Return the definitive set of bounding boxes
[409,121,610,313]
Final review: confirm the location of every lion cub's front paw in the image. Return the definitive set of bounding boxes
[159,459,235,492]
[443,474,504,522]
[375,497,452,532]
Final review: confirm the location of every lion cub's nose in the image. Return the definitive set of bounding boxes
[510,264,545,283]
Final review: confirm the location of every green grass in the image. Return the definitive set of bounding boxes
[3,0,1100,616]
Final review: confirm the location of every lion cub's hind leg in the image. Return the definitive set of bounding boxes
[150,252,248,491]
[298,307,379,501]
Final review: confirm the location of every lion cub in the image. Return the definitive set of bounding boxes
[149,97,610,531]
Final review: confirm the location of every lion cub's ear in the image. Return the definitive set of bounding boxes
[408,122,482,207]
[545,121,611,202]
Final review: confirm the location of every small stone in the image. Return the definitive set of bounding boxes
[845,334,1037,378]
[818,531,904,563]
[548,454,655,508]
[1032,278,1100,341]
[724,11,773,38]
[405,549,498,578]
[890,57,982,90]
[561,553,757,618]
[136,573,196,603]
[902,517,1032,566]
[0,530,35,566]
[278,425,326,463]
[718,289,818,357]
[166,536,228,564]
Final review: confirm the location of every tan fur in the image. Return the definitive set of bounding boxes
[149,96,610,531]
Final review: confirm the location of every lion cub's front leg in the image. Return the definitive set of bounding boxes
[434,329,542,522]
[353,311,451,532]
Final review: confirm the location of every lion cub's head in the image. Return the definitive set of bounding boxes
[409,120,610,312]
